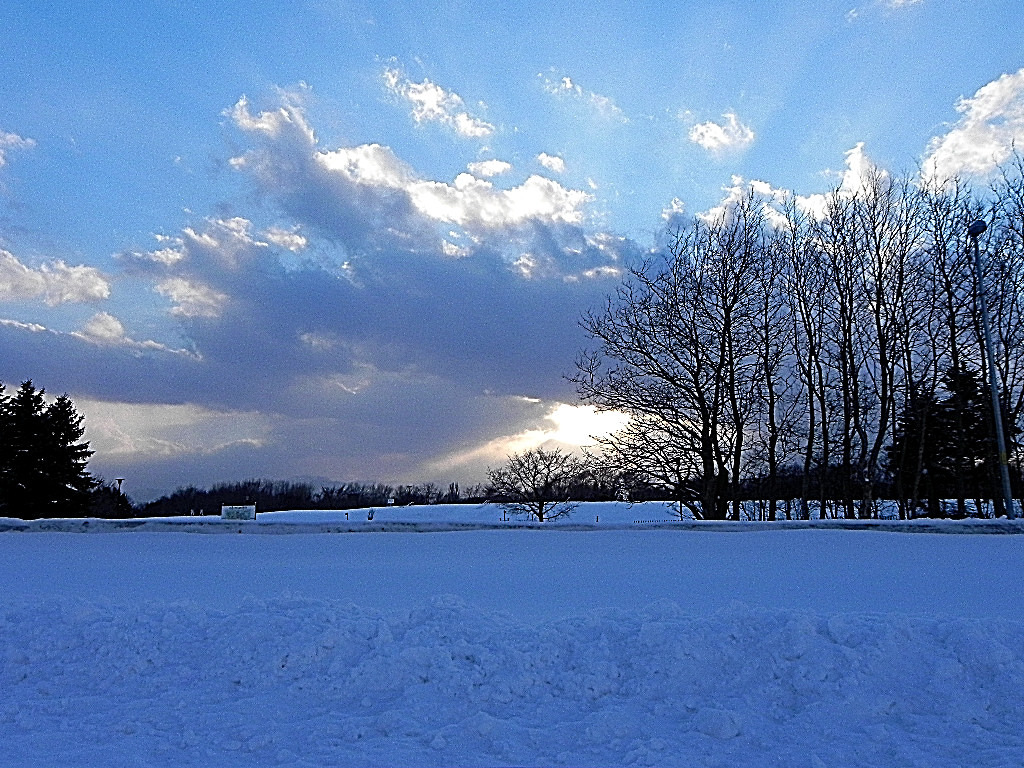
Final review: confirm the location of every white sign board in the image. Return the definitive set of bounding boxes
[221,505,256,520]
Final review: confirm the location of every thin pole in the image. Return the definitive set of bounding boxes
[968,219,1017,518]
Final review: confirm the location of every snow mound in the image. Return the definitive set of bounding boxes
[3,595,1024,767]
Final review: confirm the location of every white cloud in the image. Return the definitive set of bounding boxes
[452,112,493,139]
[0,312,194,363]
[699,175,813,229]
[0,130,35,167]
[688,112,756,154]
[441,240,470,258]
[41,263,112,304]
[416,173,591,229]
[834,142,886,197]
[125,220,299,273]
[661,197,686,223]
[76,312,133,344]
[230,87,603,265]
[155,278,229,318]
[467,159,512,178]
[316,143,414,188]
[136,245,187,266]
[795,192,828,220]
[540,74,627,122]
[0,249,110,305]
[317,148,592,231]
[537,153,566,173]
[923,68,1024,182]
[263,226,308,252]
[699,175,789,229]
[846,0,922,18]
[228,87,315,146]
[698,145,885,226]
[179,217,270,270]
[0,250,50,300]
[0,317,47,333]
[72,312,192,356]
[383,67,494,138]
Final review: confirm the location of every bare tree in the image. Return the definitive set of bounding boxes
[576,191,765,519]
[747,223,799,519]
[590,413,703,519]
[850,171,924,516]
[783,203,833,518]
[486,447,589,522]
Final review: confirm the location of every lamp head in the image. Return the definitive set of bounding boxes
[968,219,988,238]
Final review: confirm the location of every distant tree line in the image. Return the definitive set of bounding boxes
[574,157,1024,519]
[138,473,645,519]
[138,479,491,517]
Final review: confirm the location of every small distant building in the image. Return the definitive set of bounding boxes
[221,504,256,521]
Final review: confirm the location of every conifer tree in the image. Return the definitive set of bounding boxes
[44,394,96,515]
[888,366,1018,516]
[0,381,96,518]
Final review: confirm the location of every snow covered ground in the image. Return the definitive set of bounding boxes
[2,502,1024,766]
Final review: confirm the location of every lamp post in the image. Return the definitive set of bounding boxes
[967,219,1017,518]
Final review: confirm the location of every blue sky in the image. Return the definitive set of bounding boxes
[1,0,1023,500]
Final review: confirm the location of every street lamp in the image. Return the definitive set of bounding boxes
[967,219,1017,518]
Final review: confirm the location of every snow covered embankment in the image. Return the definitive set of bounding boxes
[5,496,1024,535]
[3,595,1024,767]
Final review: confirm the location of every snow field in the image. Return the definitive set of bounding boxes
[2,514,1024,766]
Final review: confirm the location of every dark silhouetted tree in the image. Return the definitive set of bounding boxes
[90,479,135,518]
[487,447,589,522]
[0,381,96,518]
[888,365,1018,516]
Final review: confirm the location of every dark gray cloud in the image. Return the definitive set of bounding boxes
[1,88,644,500]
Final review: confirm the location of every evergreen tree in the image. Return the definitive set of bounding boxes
[0,381,50,516]
[89,480,134,518]
[888,366,1018,517]
[0,381,96,518]
[887,384,941,516]
[44,394,96,516]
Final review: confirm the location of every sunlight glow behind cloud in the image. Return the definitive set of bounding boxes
[425,401,629,474]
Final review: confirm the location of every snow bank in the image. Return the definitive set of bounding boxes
[4,499,1024,534]
[3,595,1023,767]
